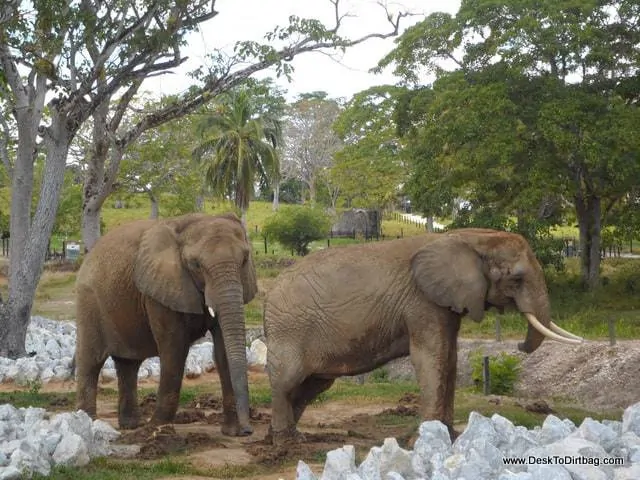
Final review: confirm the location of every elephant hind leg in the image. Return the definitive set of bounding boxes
[292,376,335,425]
[267,347,305,442]
[113,356,143,429]
[75,352,108,419]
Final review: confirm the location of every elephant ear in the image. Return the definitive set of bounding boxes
[133,223,204,314]
[411,236,488,321]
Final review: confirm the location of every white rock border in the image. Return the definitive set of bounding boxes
[0,317,267,386]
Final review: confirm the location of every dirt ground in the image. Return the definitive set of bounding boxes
[92,372,418,480]
[5,338,640,479]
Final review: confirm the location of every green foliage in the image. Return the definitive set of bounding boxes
[379,0,640,287]
[192,88,284,214]
[331,86,407,209]
[369,367,390,383]
[53,169,83,237]
[263,206,331,255]
[471,351,522,396]
[450,207,565,271]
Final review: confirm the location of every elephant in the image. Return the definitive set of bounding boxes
[263,228,583,443]
[74,212,257,436]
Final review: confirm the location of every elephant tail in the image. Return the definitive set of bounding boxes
[69,353,76,379]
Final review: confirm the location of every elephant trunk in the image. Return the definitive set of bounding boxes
[516,287,551,354]
[518,317,546,354]
[207,284,252,433]
[515,280,583,353]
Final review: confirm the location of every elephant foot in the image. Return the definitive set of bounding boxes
[268,425,306,446]
[118,416,143,430]
[221,421,253,437]
[148,412,176,428]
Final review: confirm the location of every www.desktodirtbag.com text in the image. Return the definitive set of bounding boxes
[503,456,624,468]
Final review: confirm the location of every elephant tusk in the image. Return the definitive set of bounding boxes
[549,321,584,341]
[524,313,583,345]
[207,306,216,319]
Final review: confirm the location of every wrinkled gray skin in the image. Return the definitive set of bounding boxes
[264,229,556,443]
[75,213,257,435]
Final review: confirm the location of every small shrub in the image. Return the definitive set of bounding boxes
[369,367,390,383]
[470,351,522,396]
[262,206,331,256]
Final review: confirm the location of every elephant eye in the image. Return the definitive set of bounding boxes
[190,259,201,270]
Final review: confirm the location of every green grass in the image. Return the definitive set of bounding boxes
[39,457,266,480]
[313,380,421,405]
[0,388,117,409]
[453,388,621,429]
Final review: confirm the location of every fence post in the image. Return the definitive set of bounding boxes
[264,237,267,255]
[609,318,616,346]
[62,240,66,260]
[401,228,403,238]
[327,238,330,248]
[482,356,490,395]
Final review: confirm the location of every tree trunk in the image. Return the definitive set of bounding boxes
[0,125,71,358]
[272,181,280,211]
[241,209,248,229]
[575,193,602,290]
[81,145,126,252]
[426,216,434,233]
[308,181,316,205]
[150,194,159,219]
[195,195,204,212]
[82,199,102,253]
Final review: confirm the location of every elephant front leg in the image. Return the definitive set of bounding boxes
[113,356,143,429]
[408,315,461,438]
[149,324,190,425]
[212,325,252,436]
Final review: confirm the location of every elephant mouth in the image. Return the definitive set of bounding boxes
[523,313,583,344]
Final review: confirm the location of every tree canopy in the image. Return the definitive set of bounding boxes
[379,0,640,287]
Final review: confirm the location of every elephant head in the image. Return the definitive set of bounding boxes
[411,228,582,353]
[133,212,257,430]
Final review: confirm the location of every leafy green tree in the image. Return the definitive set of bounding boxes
[379,0,640,288]
[263,206,331,255]
[79,1,409,253]
[192,89,283,225]
[0,0,415,358]
[53,170,83,239]
[120,100,200,219]
[332,86,407,211]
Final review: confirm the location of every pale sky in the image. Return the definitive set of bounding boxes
[142,0,461,102]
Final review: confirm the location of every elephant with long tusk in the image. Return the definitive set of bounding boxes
[263,228,583,444]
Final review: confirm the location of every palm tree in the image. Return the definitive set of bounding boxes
[192,89,283,226]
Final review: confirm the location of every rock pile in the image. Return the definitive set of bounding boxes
[0,317,267,386]
[296,403,640,480]
[0,406,120,479]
